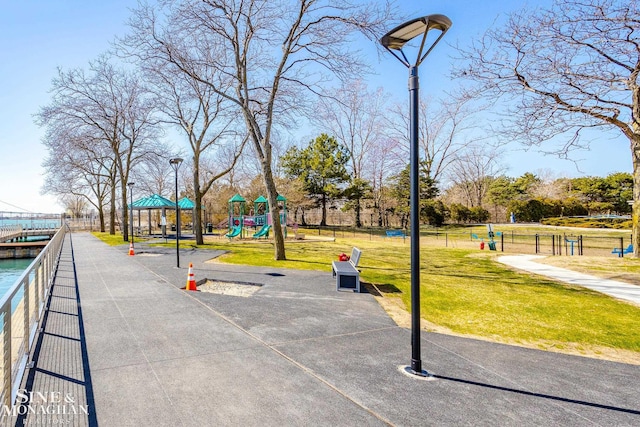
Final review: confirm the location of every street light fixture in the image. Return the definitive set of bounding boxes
[380,14,451,378]
[169,157,183,268]
[127,182,135,247]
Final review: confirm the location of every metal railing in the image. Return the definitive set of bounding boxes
[0,225,22,242]
[0,225,66,407]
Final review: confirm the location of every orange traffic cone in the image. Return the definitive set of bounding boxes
[128,242,135,256]
[186,263,197,291]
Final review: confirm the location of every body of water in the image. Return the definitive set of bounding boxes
[0,258,31,307]
[0,218,61,229]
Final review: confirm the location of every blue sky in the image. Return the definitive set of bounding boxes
[0,0,631,213]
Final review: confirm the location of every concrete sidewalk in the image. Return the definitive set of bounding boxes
[9,232,640,426]
[498,255,640,305]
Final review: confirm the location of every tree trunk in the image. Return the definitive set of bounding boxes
[109,184,116,235]
[632,133,640,258]
[355,198,362,228]
[194,165,204,246]
[262,161,286,260]
[321,193,327,226]
[98,207,105,233]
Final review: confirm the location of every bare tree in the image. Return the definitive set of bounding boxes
[368,135,403,226]
[456,0,640,255]
[60,194,89,219]
[41,128,113,232]
[387,92,481,186]
[447,145,505,208]
[130,145,175,197]
[311,80,390,226]
[139,55,247,245]
[37,56,160,240]
[121,0,393,259]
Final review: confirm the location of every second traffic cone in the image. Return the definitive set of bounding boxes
[128,242,135,256]
[186,263,197,291]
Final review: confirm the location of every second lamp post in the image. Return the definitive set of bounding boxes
[169,157,183,268]
[127,182,135,246]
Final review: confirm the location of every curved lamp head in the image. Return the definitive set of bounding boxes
[127,182,135,187]
[380,14,452,68]
[169,157,183,170]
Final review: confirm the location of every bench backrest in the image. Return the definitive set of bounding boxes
[350,247,361,267]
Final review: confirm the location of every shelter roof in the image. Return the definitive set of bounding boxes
[178,197,195,209]
[130,194,175,209]
[229,194,246,203]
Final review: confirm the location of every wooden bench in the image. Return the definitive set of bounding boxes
[332,247,362,292]
[612,244,633,257]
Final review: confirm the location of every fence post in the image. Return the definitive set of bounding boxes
[579,235,583,256]
[552,235,555,256]
[535,234,539,254]
[558,235,562,256]
[620,236,625,258]
[445,233,448,248]
[501,232,504,252]
[2,305,12,408]
[23,277,30,354]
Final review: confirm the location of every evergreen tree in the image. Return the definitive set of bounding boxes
[280,134,350,226]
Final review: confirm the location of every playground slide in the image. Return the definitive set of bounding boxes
[226,225,242,238]
[252,224,271,238]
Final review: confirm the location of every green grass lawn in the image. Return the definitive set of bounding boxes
[91,232,153,246]
[92,230,640,361]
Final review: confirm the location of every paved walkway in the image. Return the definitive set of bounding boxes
[498,255,640,305]
[6,233,640,426]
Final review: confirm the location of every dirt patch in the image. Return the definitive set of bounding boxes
[198,280,262,297]
[363,283,453,334]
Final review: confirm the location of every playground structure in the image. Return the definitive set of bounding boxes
[471,224,502,251]
[226,193,287,239]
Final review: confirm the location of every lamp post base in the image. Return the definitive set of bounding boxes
[398,365,436,381]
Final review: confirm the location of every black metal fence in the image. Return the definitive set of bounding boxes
[297,225,633,257]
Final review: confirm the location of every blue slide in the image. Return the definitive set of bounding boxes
[225,225,242,238]
[252,224,271,238]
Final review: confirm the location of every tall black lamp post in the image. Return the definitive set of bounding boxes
[169,157,183,268]
[380,15,451,377]
[127,182,135,246]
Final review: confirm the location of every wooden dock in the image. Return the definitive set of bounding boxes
[0,228,54,259]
